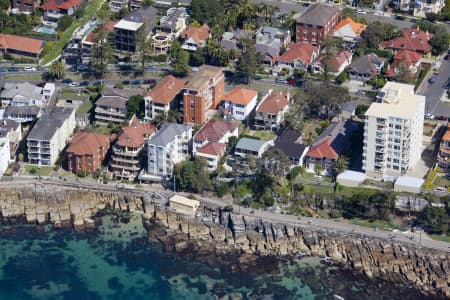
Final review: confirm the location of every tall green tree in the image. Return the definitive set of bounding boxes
[321,37,343,81]
[91,4,113,76]
[190,0,224,24]
[236,38,258,83]
[49,61,65,79]
[126,95,145,118]
[136,37,154,72]
[172,49,190,77]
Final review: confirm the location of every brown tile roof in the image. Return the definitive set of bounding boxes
[297,3,340,26]
[306,138,338,160]
[117,120,155,148]
[276,42,319,65]
[148,75,187,105]
[197,142,226,156]
[0,34,43,55]
[183,24,210,43]
[67,132,111,156]
[257,91,289,115]
[380,29,432,54]
[193,119,238,143]
[222,88,257,106]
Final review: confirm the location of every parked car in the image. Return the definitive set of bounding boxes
[143,79,156,85]
[445,54,449,60]
[146,64,157,70]
[77,65,90,72]
[287,79,296,85]
[62,78,73,84]
[24,66,36,71]
[69,82,80,87]
[132,79,141,85]
[36,81,46,87]
[275,77,288,84]
[428,75,437,84]
[80,80,90,86]
[433,68,440,75]
[122,80,130,85]
[425,113,435,119]
[435,115,447,121]
[7,67,19,72]
[93,81,102,86]
[0,68,6,72]
[356,9,366,14]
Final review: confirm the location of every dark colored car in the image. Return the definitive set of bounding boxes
[0,68,6,72]
[287,79,296,85]
[428,76,437,84]
[36,81,46,87]
[143,79,156,85]
[80,80,90,86]
[62,78,73,84]
[132,79,141,85]
[445,54,449,60]
[435,115,447,121]
[122,80,130,85]
[93,81,102,86]
[7,67,19,72]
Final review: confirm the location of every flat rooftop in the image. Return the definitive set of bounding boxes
[114,19,143,31]
[184,65,223,90]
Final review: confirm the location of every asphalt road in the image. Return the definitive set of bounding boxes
[1,177,449,253]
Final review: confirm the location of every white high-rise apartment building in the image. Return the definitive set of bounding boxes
[362,82,425,178]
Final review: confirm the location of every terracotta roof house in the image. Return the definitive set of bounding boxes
[181,24,210,51]
[110,119,155,180]
[312,50,353,76]
[274,129,309,166]
[296,3,340,46]
[41,0,82,21]
[145,75,187,120]
[386,50,422,79]
[196,142,227,171]
[254,90,290,132]
[66,132,112,174]
[348,53,386,82]
[437,123,450,171]
[276,42,319,69]
[220,88,258,122]
[192,119,239,154]
[380,28,432,54]
[332,18,367,44]
[0,34,43,58]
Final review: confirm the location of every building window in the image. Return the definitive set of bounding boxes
[303,29,308,34]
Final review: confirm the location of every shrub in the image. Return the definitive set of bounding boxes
[223,204,234,212]
[215,182,230,198]
[77,170,88,178]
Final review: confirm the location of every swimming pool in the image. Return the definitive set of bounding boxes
[36,26,56,35]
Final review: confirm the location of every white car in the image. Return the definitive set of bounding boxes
[69,82,80,87]
[24,66,36,71]
[356,9,366,15]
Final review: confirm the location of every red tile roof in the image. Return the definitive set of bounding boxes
[316,50,352,73]
[386,50,422,77]
[148,75,187,105]
[117,120,155,148]
[222,88,257,106]
[380,28,432,54]
[442,124,450,141]
[41,0,81,11]
[276,42,319,65]
[333,18,367,36]
[183,24,210,43]
[84,21,117,44]
[306,138,338,160]
[67,132,111,156]
[193,119,238,143]
[256,91,289,115]
[0,34,43,55]
[197,142,226,156]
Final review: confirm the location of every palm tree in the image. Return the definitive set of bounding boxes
[49,61,65,79]
[167,110,182,123]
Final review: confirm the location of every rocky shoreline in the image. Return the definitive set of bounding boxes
[0,186,449,298]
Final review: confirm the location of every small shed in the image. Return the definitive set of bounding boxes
[169,194,200,215]
[337,170,366,187]
[394,176,424,194]
[340,102,358,120]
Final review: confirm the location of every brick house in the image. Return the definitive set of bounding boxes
[295,3,340,46]
[66,132,111,174]
[182,65,225,125]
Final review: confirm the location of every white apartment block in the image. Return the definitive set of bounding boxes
[0,138,10,177]
[27,107,76,166]
[147,123,192,180]
[362,82,425,178]
[399,0,445,16]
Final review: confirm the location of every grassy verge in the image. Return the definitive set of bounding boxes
[41,0,103,64]
[24,165,53,176]
[429,234,450,243]
[348,218,407,231]
[414,63,431,91]
[3,74,43,81]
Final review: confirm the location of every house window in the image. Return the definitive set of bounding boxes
[303,29,308,34]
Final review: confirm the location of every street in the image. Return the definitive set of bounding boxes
[0,176,448,253]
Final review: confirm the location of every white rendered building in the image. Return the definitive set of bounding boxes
[0,138,10,177]
[362,82,425,178]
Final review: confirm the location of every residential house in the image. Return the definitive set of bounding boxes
[40,0,82,23]
[220,30,252,50]
[66,132,111,174]
[398,0,445,17]
[332,18,367,46]
[146,123,192,181]
[43,83,56,103]
[152,7,188,54]
[380,28,432,55]
[0,138,10,177]
[386,50,422,79]
[348,53,386,82]
[0,119,22,160]
[235,137,271,158]
[181,24,210,51]
[110,0,127,12]
[255,26,291,65]
[182,65,225,125]
[296,3,340,46]
[27,107,76,166]
[144,75,187,120]
[1,82,45,107]
[110,119,155,180]
[363,82,425,177]
[437,123,450,172]
[254,90,290,132]
[255,43,280,66]
[3,106,41,123]
[114,7,158,52]
[95,87,143,125]
[305,120,359,175]
[0,34,43,58]
[274,128,309,166]
[311,50,353,76]
[275,42,319,70]
[12,0,41,14]
[192,119,239,154]
[196,142,226,171]
[220,88,258,122]
[57,88,91,108]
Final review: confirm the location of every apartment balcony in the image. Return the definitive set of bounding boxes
[109,162,140,171]
[112,147,139,156]
[111,156,139,164]
[95,108,126,117]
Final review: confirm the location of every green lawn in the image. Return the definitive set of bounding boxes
[85,125,115,135]
[60,89,91,100]
[76,100,93,114]
[4,74,43,81]
[251,130,277,141]
[24,165,53,176]
[348,218,407,231]
[41,0,103,64]
[429,234,450,243]
[433,175,450,189]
